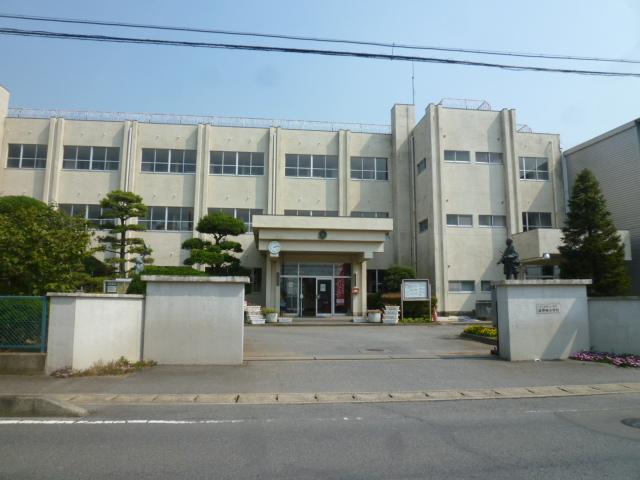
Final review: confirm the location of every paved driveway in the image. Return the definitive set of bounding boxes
[244,324,489,359]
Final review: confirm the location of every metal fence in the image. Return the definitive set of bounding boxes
[0,296,48,352]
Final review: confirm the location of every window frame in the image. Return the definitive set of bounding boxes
[209,151,265,176]
[139,206,194,231]
[476,152,503,164]
[141,148,196,174]
[367,269,387,294]
[446,214,473,227]
[284,209,339,218]
[208,207,264,233]
[58,203,110,229]
[448,280,475,293]
[62,145,120,171]
[285,154,338,179]
[522,211,553,232]
[418,218,429,233]
[350,156,389,181]
[518,156,550,181]
[478,215,507,228]
[7,143,48,169]
[350,211,389,218]
[444,150,471,163]
[480,280,493,292]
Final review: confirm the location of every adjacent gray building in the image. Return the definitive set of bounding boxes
[564,120,640,294]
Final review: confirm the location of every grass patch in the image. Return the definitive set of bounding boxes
[400,317,434,324]
[51,356,157,378]
[463,325,497,338]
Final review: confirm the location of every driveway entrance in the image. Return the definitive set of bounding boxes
[244,324,491,360]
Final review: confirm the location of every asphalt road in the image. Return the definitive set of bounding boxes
[2,394,639,479]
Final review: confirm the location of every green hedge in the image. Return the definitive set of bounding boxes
[127,266,208,294]
[463,325,497,337]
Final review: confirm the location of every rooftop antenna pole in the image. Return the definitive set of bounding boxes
[411,61,415,104]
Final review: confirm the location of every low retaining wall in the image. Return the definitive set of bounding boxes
[0,353,46,374]
[46,293,144,373]
[142,275,249,365]
[588,297,640,355]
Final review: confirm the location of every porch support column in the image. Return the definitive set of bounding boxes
[264,255,280,310]
[352,257,368,316]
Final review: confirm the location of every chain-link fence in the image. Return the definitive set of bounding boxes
[0,296,48,352]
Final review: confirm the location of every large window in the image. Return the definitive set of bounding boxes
[141,148,196,173]
[246,268,263,294]
[444,150,470,163]
[478,215,506,228]
[446,214,473,227]
[7,143,47,169]
[449,280,475,293]
[476,152,503,164]
[525,265,556,279]
[522,212,552,231]
[139,207,193,231]
[350,211,389,218]
[63,146,120,171]
[350,156,388,180]
[285,154,338,178]
[284,210,338,217]
[209,207,263,233]
[210,151,264,176]
[480,280,493,292]
[58,203,109,228]
[367,269,387,293]
[519,157,549,180]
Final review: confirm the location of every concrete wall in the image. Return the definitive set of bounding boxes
[143,276,248,364]
[495,280,590,361]
[46,293,144,373]
[588,297,640,355]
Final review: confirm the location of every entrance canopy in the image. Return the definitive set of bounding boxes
[252,215,393,259]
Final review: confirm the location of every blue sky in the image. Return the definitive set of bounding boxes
[1,0,639,147]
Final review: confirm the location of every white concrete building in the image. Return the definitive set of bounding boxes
[0,86,567,315]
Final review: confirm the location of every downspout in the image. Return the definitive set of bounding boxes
[410,135,417,268]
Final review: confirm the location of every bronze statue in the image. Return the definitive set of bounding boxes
[497,238,520,279]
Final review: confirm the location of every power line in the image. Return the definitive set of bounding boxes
[0,27,639,78]
[0,11,639,66]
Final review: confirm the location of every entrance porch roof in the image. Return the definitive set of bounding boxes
[252,215,393,259]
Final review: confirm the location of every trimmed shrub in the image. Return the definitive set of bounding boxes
[463,325,497,337]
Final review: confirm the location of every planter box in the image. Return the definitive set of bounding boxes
[367,312,382,323]
[265,313,279,323]
[279,316,293,324]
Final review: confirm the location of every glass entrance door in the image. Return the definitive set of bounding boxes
[316,278,333,315]
[300,277,316,316]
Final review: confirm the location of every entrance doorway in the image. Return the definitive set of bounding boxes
[280,263,352,317]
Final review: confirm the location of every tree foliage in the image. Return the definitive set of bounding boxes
[559,169,630,296]
[0,196,92,294]
[97,190,153,277]
[182,211,248,275]
[382,265,417,293]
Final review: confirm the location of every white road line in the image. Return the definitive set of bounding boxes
[0,416,364,426]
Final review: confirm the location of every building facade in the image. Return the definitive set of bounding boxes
[564,120,640,295]
[0,86,566,315]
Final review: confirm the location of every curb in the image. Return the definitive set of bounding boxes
[37,382,640,407]
[0,395,88,417]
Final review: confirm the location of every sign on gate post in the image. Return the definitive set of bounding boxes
[401,279,431,321]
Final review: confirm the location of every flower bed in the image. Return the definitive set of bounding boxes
[462,325,497,338]
[570,351,640,368]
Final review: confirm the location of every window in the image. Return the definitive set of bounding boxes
[285,154,337,178]
[58,203,109,228]
[418,218,429,233]
[444,150,470,163]
[446,214,473,227]
[481,280,493,292]
[449,281,475,293]
[246,268,263,294]
[63,146,120,171]
[350,211,389,218]
[367,269,387,293]
[417,158,427,174]
[141,148,196,173]
[7,143,47,169]
[476,152,503,164]
[139,207,193,231]
[525,265,556,279]
[350,156,388,180]
[210,151,264,176]
[522,212,552,231]
[479,215,506,228]
[284,209,338,217]
[208,207,263,233]
[519,157,549,180]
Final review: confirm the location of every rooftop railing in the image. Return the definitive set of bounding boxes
[8,108,392,134]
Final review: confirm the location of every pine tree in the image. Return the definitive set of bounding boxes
[559,169,630,296]
[181,211,248,275]
[98,190,153,277]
